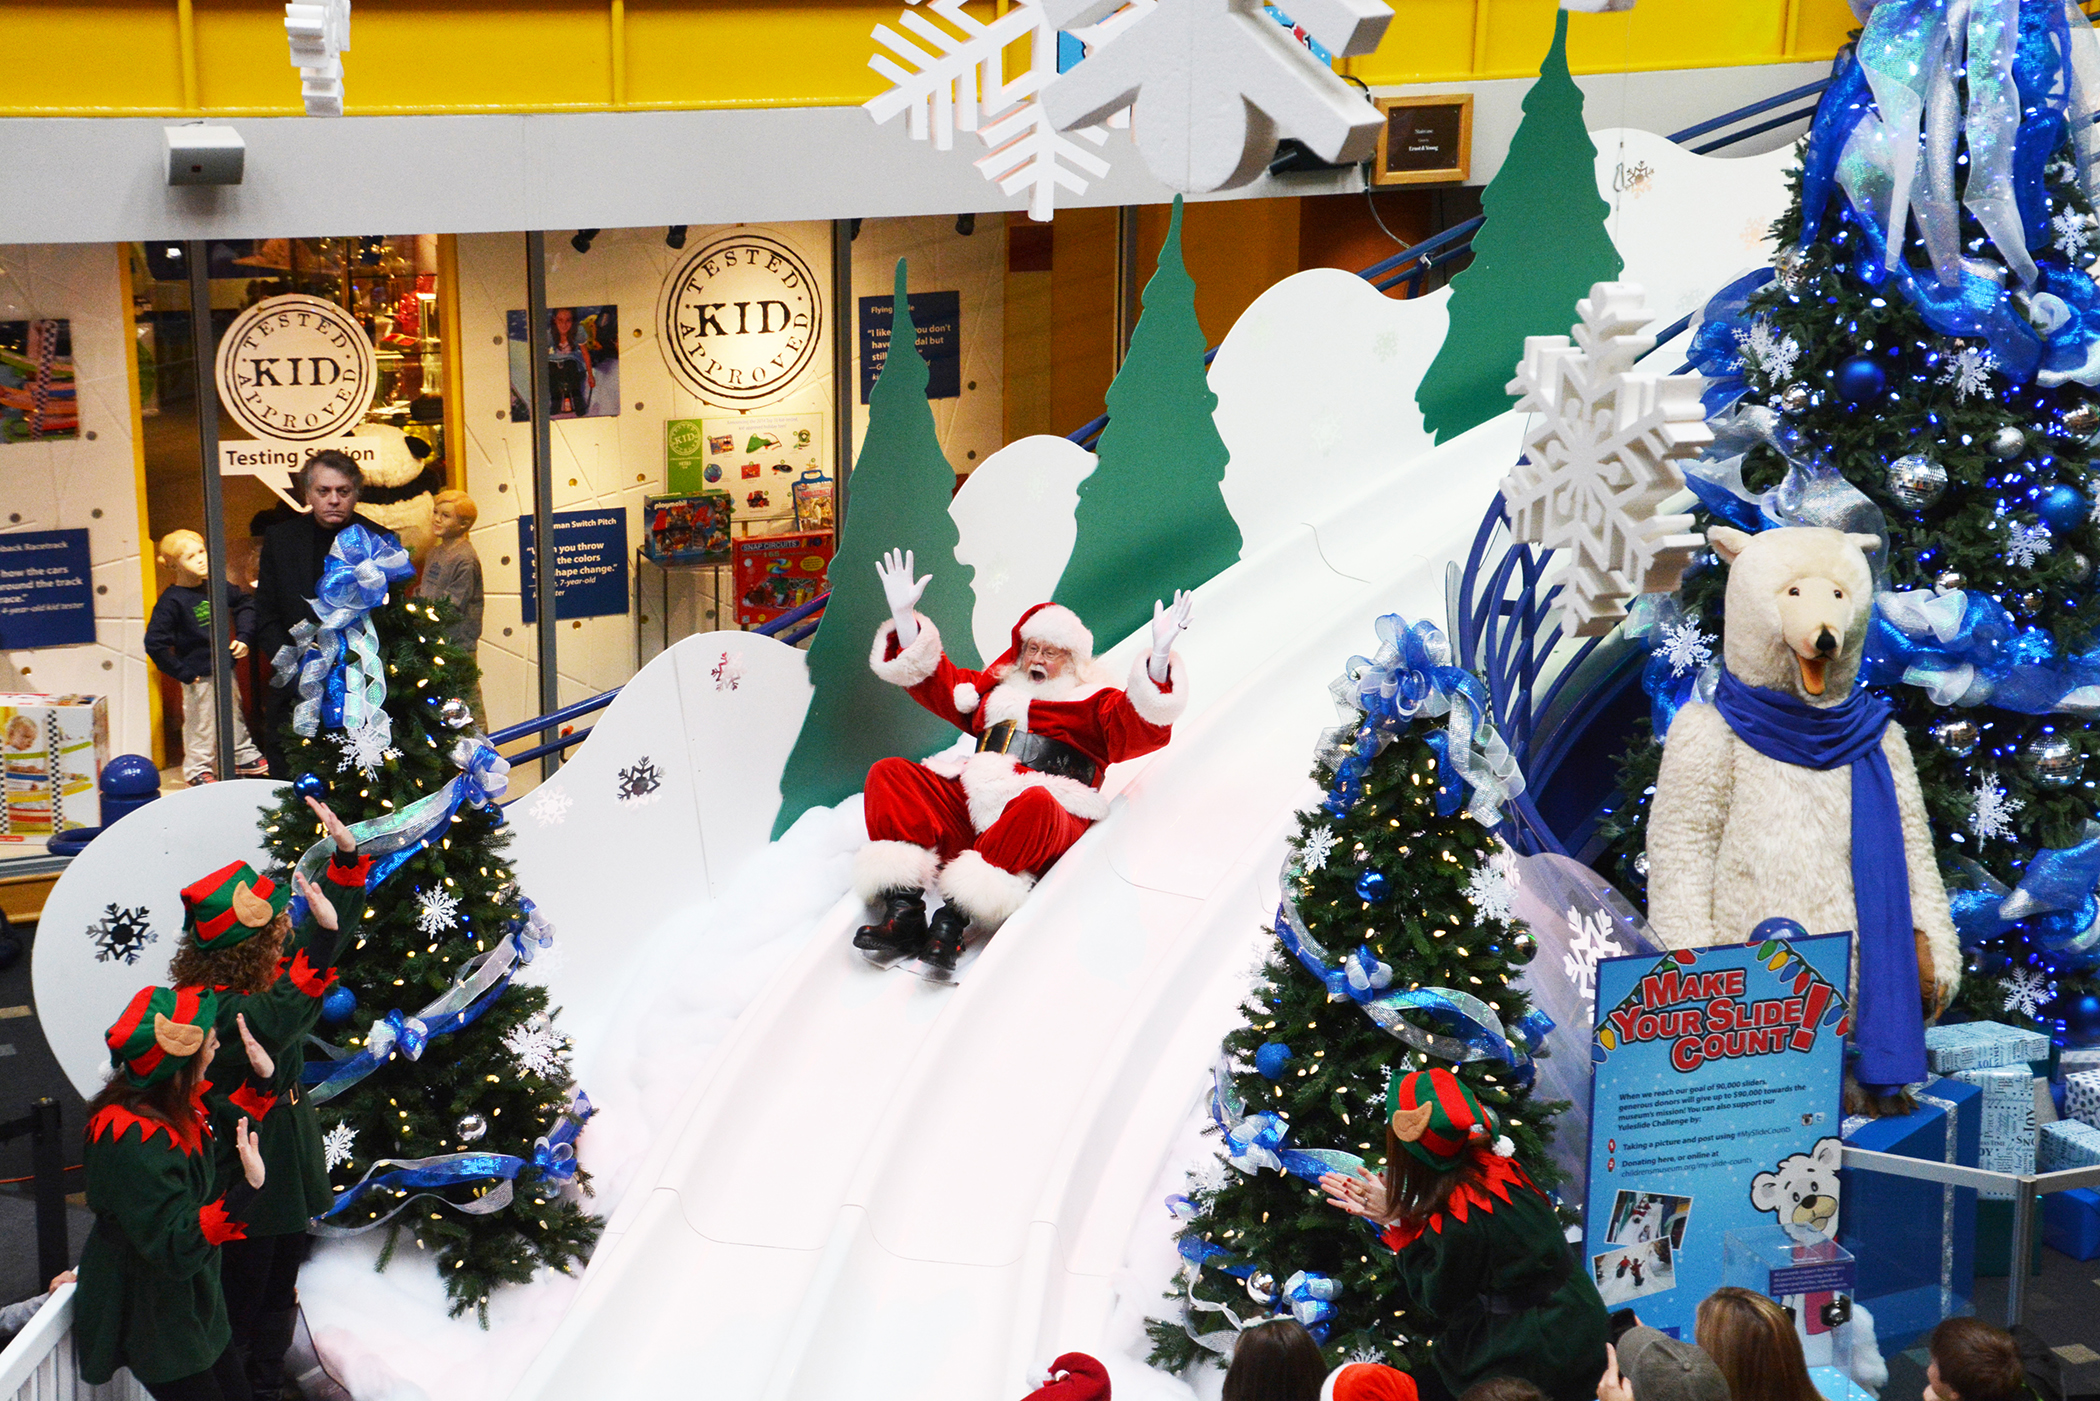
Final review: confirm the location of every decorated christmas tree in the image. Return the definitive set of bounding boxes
[259,538,597,1319]
[1147,615,1560,1374]
[1598,3,2100,1036]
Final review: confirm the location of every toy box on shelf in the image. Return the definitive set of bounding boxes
[1837,1078,1979,1349]
[0,694,107,836]
[643,493,734,564]
[731,531,833,628]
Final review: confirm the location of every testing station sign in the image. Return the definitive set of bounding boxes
[1585,932,1851,1337]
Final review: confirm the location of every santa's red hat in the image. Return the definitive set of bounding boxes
[1021,1352,1110,1401]
[1002,602,1094,669]
[1321,1362,1418,1401]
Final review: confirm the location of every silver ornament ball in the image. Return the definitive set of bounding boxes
[2074,553,2094,584]
[525,1012,552,1035]
[1885,453,1949,510]
[1779,383,1814,413]
[2024,734,2085,788]
[2064,402,2100,437]
[456,1113,489,1143]
[1774,247,1808,290]
[2017,591,2046,617]
[1632,851,1650,877]
[1246,1271,1277,1306]
[439,698,474,730]
[1935,570,1967,591]
[1931,717,1980,758]
[1988,426,2028,459]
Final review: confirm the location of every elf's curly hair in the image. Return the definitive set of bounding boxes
[169,911,291,996]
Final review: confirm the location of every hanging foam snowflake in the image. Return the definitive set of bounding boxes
[415,886,461,937]
[1658,620,1714,677]
[528,788,573,827]
[322,1121,357,1170]
[1345,1343,1388,1367]
[1503,283,1711,637]
[285,0,351,117]
[88,903,156,965]
[1939,344,1996,402]
[2054,211,2094,259]
[1563,906,1625,1022]
[504,1021,569,1080]
[2001,966,2057,1020]
[1969,774,2024,843]
[1736,317,1800,383]
[1299,824,1338,872]
[1465,853,1517,924]
[332,714,400,780]
[2007,521,2054,568]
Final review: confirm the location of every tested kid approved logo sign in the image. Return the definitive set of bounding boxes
[214,295,377,442]
[659,234,822,404]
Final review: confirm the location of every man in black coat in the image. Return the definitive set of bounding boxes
[253,449,387,777]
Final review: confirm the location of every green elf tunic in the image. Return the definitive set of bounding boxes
[74,1086,258,1385]
[200,850,369,1236]
[1377,1149,1610,1401]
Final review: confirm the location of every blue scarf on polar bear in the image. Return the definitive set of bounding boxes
[1714,670,1926,1090]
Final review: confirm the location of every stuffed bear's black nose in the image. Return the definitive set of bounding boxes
[1815,628,1838,655]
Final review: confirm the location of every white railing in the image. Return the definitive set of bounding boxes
[0,1285,147,1401]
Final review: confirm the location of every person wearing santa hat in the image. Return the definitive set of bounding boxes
[1020,1352,1111,1400]
[853,547,1192,972]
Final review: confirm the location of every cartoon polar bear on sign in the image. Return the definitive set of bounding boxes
[1750,1136,1887,1393]
[1751,1136,1842,1238]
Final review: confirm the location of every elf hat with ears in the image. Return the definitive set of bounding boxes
[181,860,291,950]
[106,984,220,1089]
[1022,1352,1111,1401]
[1387,1067,1497,1168]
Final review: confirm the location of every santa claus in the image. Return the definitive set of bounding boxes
[854,547,1193,972]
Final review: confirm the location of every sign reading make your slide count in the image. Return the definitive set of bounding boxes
[214,294,379,442]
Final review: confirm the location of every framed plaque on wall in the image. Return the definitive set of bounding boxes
[1372,94,1473,187]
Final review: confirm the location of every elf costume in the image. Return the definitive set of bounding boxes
[75,985,260,1389]
[178,850,367,1401]
[855,601,1187,966]
[1377,1069,1607,1401]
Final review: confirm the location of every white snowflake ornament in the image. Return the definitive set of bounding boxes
[504,1021,569,1079]
[1503,283,1712,637]
[2054,211,2094,259]
[1970,774,2024,844]
[1562,905,1625,1021]
[528,788,573,827]
[2001,966,2057,1019]
[332,714,400,781]
[1299,824,1338,872]
[322,1121,356,1170]
[1658,619,1714,677]
[2007,521,2054,568]
[415,886,461,937]
[1939,344,1997,402]
[1737,318,1801,384]
[1465,851,1518,924]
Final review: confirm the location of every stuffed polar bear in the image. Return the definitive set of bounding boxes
[1647,525,1960,1107]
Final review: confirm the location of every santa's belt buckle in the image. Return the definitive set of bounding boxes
[978,721,1021,755]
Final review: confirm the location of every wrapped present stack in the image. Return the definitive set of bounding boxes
[1924,1021,2050,1074]
[1840,1078,1979,1347]
[1924,1022,2049,1206]
[2041,1072,2100,1262]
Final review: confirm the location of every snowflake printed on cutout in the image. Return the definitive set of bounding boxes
[332,714,400,781]
[2001,966,2057,1020]
[528,788,573,827]
[1658,620,1714,677]
[2054,211,2094,259]
[415,886,461,937]
[1465,851,1518,925]
[1970,774,2024,843]
[1503,283,1711,637]
[88,903,156,965]
[617,758,664,806]
[1563,906,1625,1022]
[1299,824,1338,872]
[504,1021,569,1080]
[711,650,744,692]
[322,1121,357,1171]
[1736,318,1801,384]
[2007,521,2054,568]
[1939,344,1997,402]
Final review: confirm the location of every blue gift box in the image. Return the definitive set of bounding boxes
[1838,1078,1979,1350]
[2043,1187,2100,1261]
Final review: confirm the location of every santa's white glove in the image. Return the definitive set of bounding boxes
[1148,590,1192,685]
[875,548,932,649]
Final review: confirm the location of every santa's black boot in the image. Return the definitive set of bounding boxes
[854,889,928,957]
[922,904,970,972]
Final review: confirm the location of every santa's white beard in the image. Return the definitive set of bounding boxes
[983,663,1090,728]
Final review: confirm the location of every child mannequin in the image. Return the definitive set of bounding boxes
[145,530,266,785]
[412,490,486,728]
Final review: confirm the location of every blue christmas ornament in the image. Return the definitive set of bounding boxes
[2037,483,2091,535]
[293,772,326,799]
[2066,993,2100,1044]
[1751,916,1808,943]
[320,985,356,1027]
[1834,355,1887,404]
[1355,869,1390,903]
[1255,1042,1294,1080]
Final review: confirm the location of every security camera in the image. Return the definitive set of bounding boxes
[165,126,245,186]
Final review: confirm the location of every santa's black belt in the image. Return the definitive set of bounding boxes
[976,721,1100,786]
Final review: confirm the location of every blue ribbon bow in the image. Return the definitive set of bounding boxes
[1949,823,2100,967]
[1865,587,2100,714]
[271,524,414,739]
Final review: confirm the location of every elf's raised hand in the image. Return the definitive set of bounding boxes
[1148,590,1192,685]
[293,869,337,932]
[876,548,932,649]
[235,1012,274,1080]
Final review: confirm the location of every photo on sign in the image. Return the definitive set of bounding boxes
[0,320,77,444]
[1605,1189,1692,1251]
[508,306,621,422]
[1592,1236,1676,1307]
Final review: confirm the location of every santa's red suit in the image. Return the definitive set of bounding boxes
[856,601,1187,928]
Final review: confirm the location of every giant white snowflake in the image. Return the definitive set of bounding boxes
[332,714,399,781]
[504,1022,569,1080]
[1970,774,2024,843]
[2007,521,2054,568]
[322,1120,356,1170]
[2001,966,2057,1019]
[285,0,350,117]
[1658,620,1714,677]
[1299,824,1338,872]
[1563,906,1624,1021]
[2055,211,2094,259]
[1503,283,1712,637]
[415,886,461,937]
[1465,850,1517,924]
[1939,344,1996,402]
[1736,318,1800,384]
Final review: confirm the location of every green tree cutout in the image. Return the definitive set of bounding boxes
[1056,195,1241,652]
[1417,11,1622,444]
[774,259,981,836]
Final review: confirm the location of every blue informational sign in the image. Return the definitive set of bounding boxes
[0,529,96,648]
[518,509,629,624]
[858,290,961,403]
[1584,932,1852,1338]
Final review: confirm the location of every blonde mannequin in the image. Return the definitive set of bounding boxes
[412,490,486,727]
[145,530,266,783]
